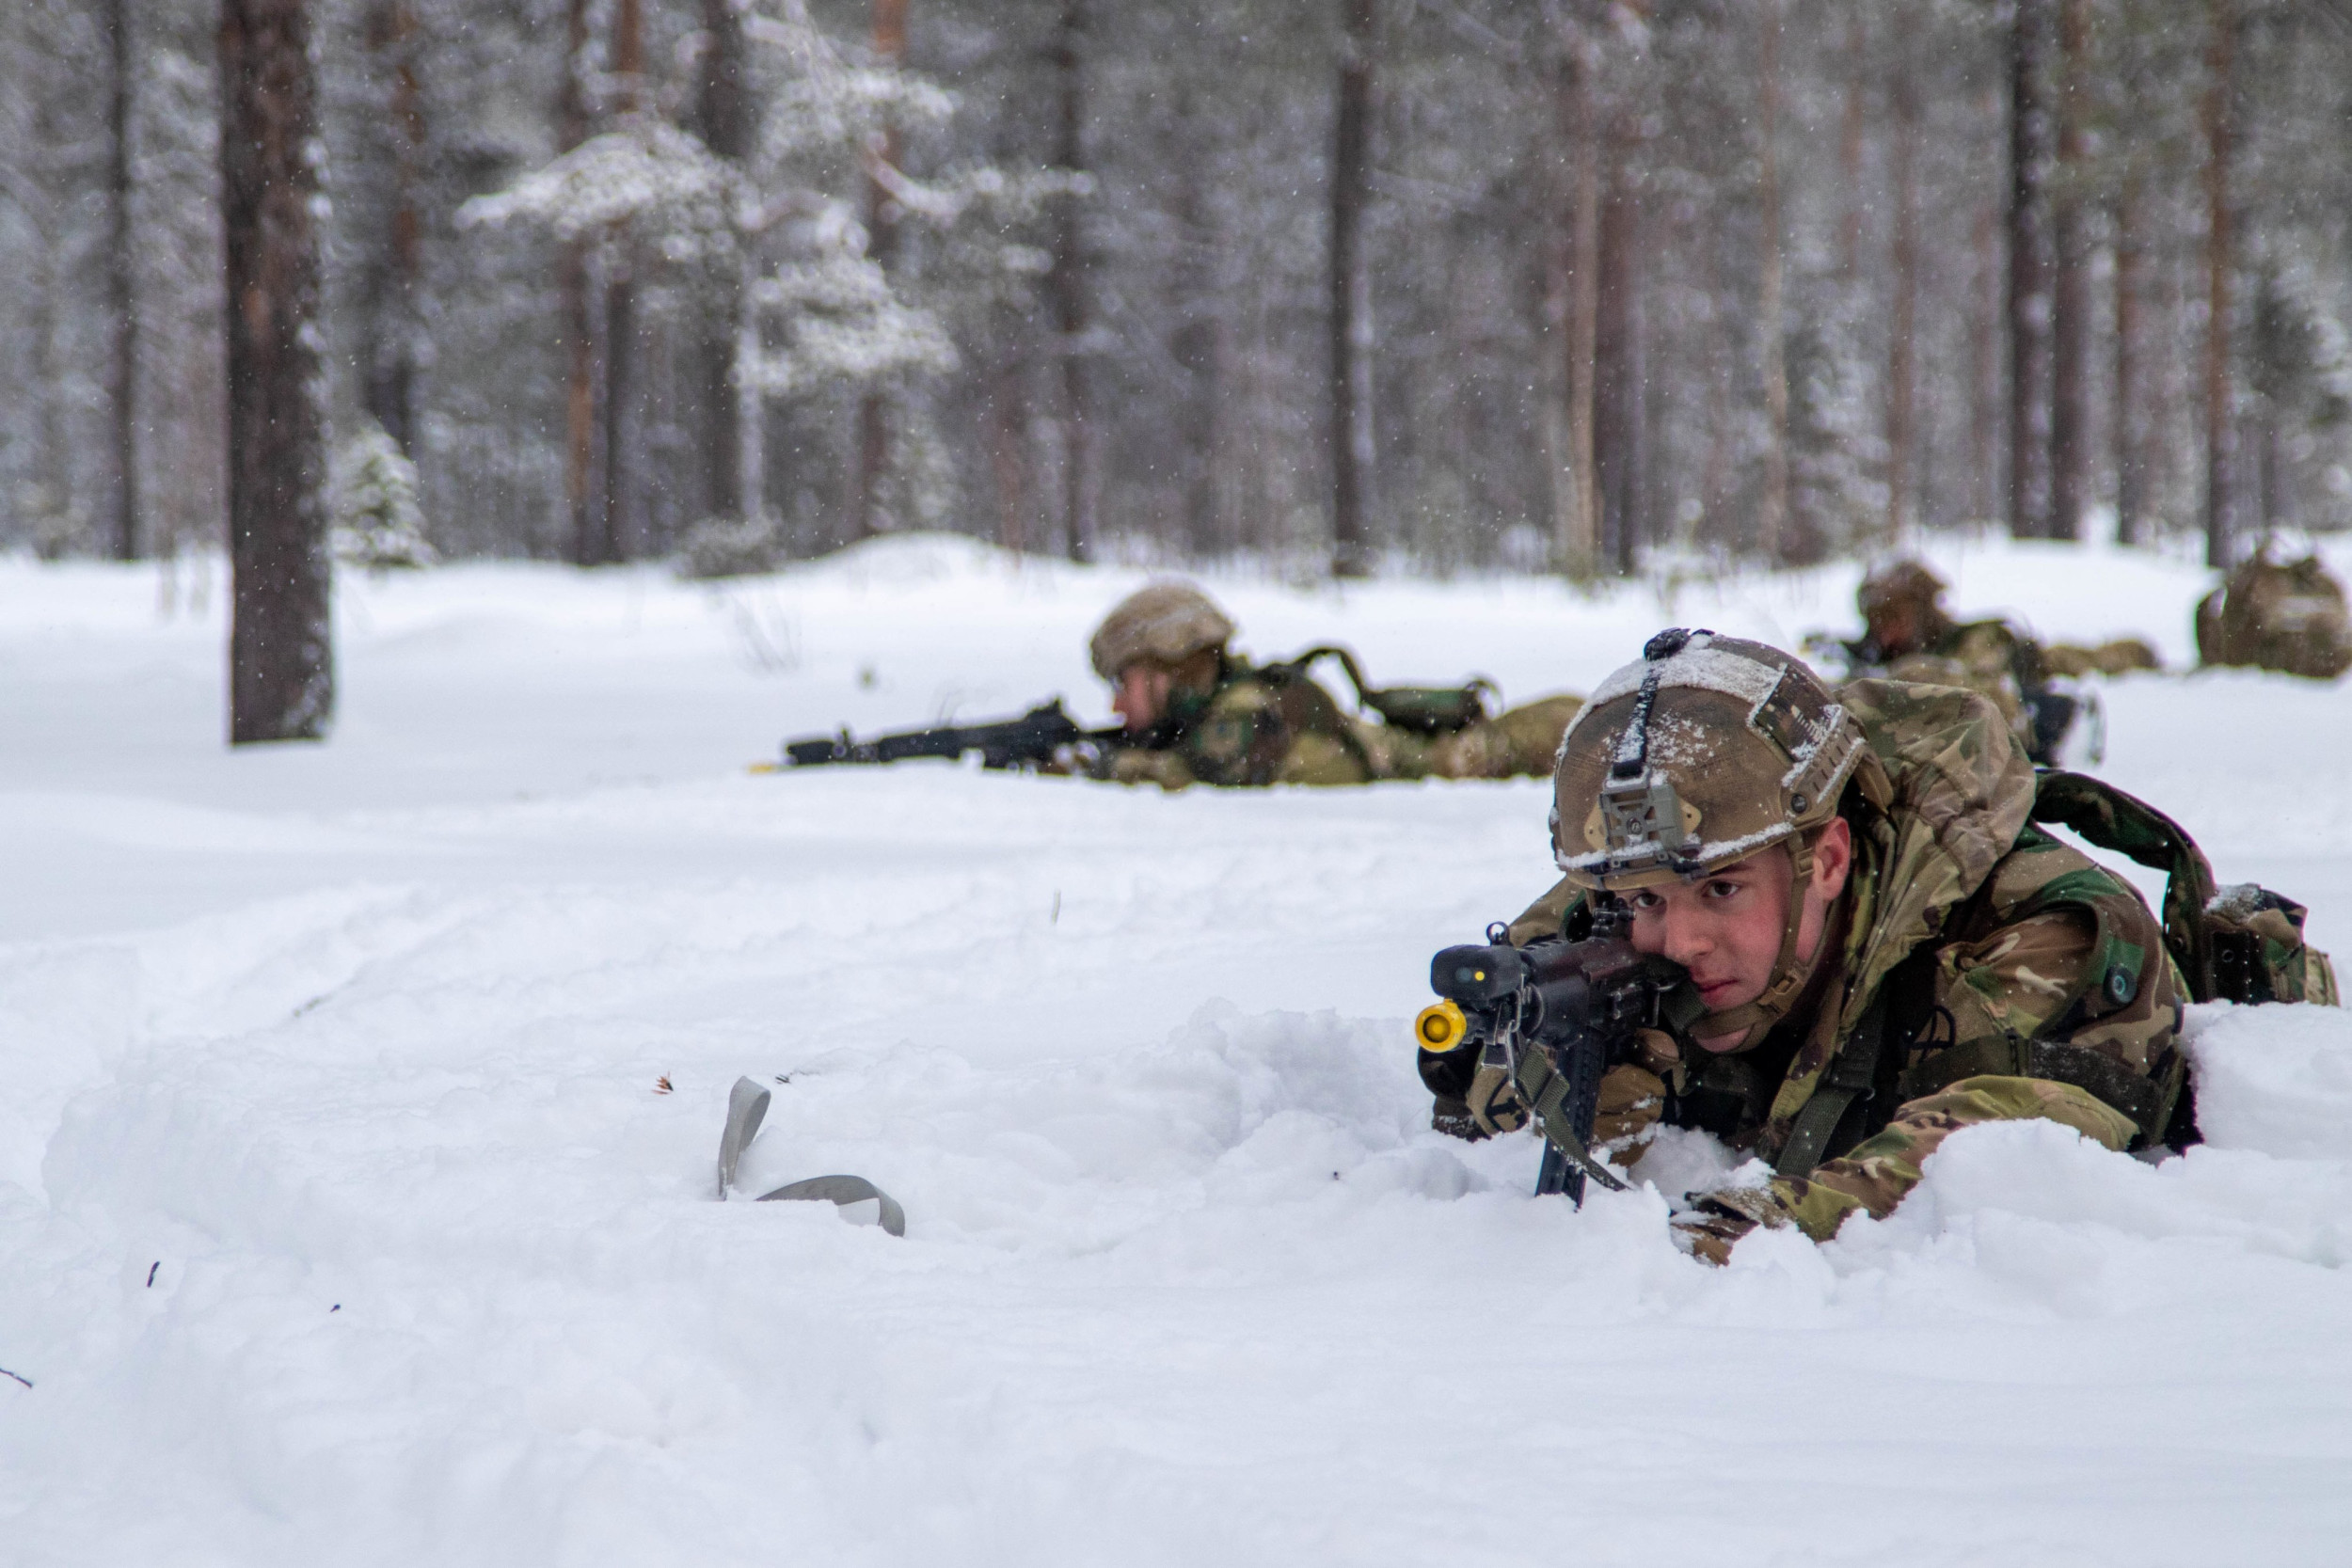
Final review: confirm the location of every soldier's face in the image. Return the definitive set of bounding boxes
[1870,603,1923,655]
[1624,816,1853,1051]
[1112,663,1177,734]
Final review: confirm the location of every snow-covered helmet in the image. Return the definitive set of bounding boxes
[1089,580,1236,680]
[1551,628,1880,1040]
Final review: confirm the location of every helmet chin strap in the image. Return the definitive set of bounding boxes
[1689,834,1823,1049]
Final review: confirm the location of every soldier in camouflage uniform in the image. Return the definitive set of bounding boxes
[1837,559,2137,765]
[2195,548,2352,681]
[1462,630,2196,1264]
[1086,581,1581,789]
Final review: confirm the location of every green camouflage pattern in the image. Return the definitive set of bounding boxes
[1877,619,2042,761]
[1502,679,2193,1252]
[1099,662,1374,789]
[1101,667,1578,790]
[1770,1074,2139,1241]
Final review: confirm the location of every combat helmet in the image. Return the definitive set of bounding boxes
[1550,628,1884,1040]
[1088,580,1236,680]
[1855,559,1954,653]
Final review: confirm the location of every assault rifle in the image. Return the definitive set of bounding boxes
[777,698,1122,771]
[1414,903,1692,1203]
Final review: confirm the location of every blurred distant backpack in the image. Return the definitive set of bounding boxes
[2194,552,2352,681]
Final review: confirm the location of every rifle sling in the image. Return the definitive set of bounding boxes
[1512,1045,1629,1196]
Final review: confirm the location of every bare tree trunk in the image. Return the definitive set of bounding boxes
[2008,0,2055,539]
[852,0,908,545]
[2201,0,2235,568]
[2047,0,2090,542]
[1050,0,1096,563]
[1541,23,1602,577]
[1886,24,1919,546]
[695,0,751,522]
[1971,137,2003,526]
[988,350,1030,555]
[1328,0,1377,578]
[364,0,424,458]
[559,0,597,564]
[1838,9,1866,282]
[1169,86,1221,560]
[105,0,142,561]
[1596,137,1642,577]
[594,0,645,564]
[222,0,333,743]
[2112,166,2148,546]
[1756,0,1789,562]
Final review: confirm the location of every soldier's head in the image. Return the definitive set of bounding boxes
[1857,559,1952,658]
[1089,580,1235,734]
[1552,630,1884,1053]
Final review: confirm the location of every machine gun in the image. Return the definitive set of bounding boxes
[1413,904,1692,1204]
[777,698,1122,771]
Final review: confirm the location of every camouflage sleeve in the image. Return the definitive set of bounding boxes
[1184,681,1289,786]
[1767,898,2174,1242]
[1101,746,1198,790]
[1770,1074,2137,1241]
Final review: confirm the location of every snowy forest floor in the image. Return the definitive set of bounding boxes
[5,534,2351,1566]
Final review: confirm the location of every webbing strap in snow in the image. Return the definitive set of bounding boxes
[716,1076,908,1236]
[756,1175,908,1238]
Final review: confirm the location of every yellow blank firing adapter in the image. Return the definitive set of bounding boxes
[1414,999,1469,1053]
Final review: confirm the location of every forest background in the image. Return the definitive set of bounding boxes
[6,0,2352,615]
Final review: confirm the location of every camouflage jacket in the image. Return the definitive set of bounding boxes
[1099,661,1375,789]
[1844,618,2059,762]
[1099,665,1582,789]
[1508,679,2186,1248]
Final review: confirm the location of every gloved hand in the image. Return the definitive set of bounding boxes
[1672,1185,1794,1266]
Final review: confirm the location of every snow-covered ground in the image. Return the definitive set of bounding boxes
[4,534,2350,1566]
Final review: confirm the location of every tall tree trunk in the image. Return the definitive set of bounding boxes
[365,0,424,457]
[559,0,597,564]
[1050,0,1096,563]
[1169,85,1221,559]
[222,0,333,743]
[2201,0,2235,568]
[1542,24,1601,577]
[594,0,645,564]
[852,0,908,544]
[1328,0,1377,578]
[2047,0,2090,542]
[1595,139,1642,577]
[1756,0,1789,562]
[1886,23,1920,546]
[1838,9,1866,282]
[1970,103,2003,530]
[2112,166,2147,546]
[695,0,751,523]
[105,0,142,561]
[2008,0,2055,538]
[989,351,1030,555]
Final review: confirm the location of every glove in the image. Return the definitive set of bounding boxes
[1672,1185,1793,1266]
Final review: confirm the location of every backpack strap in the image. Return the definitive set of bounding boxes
[2028,770,2220,1002]
[1772,946,1939,1177]
[1275,645,1495,736]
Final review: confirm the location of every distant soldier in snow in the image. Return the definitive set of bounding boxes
[1086,580,1582,789]
[2195,548,2352,681]
[1830,559,2152,766]
[1422,630,2335,1264]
